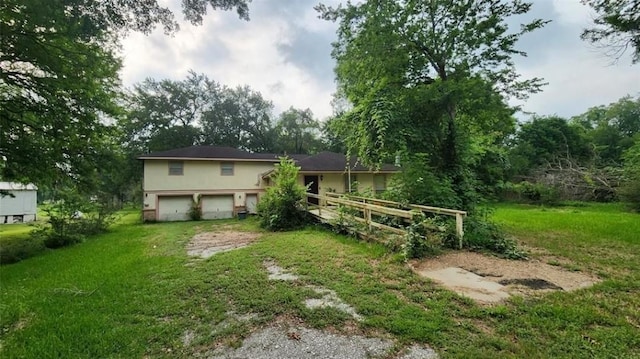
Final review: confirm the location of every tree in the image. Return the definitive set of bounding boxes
[201,86,277,152]
[571,95,640,165]
[619,140,640,210]
[581,0,640,63]
[123,72,217,153]
[274,108,323,154]
[318,0,544,207]
[509,116,593,175]
[1,0,122,186]
[1,0,250,186]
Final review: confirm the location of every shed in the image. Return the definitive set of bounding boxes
[0,182,38,224]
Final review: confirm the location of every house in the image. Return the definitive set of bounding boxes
[139,146,399,222]
[0,182,38,224]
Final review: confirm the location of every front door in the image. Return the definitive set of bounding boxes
[304,175,319,205]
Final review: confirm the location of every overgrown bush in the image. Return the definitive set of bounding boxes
[403,212,446,258]
[0,235,45,265]
[619,142,640,211]
[382,154,463,209]
[188,194,202,221]
[463,208,527,259]
[500,181,560,205]
[257,157,309,231]
[31,189,117,249]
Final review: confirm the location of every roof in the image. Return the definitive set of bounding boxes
[296,152,399,172]
[138,146,283,161]
[0,182,38,191]
[139,146,399,173]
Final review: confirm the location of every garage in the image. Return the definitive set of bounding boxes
[246,194,258,214]
[201,195,234,219]
[158,196,192,221]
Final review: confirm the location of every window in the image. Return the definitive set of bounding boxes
[374,174,386,194]
[221,162,234,176]
[344,174,358,193]
[168,161,183,176]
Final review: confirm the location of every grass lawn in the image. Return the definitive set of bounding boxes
[1,204,639,358]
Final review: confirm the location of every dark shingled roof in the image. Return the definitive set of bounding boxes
[138,146,282,161]
[296,152,399,172]
[139,146,398,172]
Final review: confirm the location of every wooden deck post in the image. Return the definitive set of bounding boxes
[365,208,372,230]
[455,213,464,248]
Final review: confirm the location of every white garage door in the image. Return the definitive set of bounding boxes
[246,194,258,214]
[158,196,191,222]
[202,195,234,219]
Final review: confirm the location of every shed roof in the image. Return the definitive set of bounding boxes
[0,182,38,191]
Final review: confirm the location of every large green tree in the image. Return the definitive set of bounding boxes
[571,95,640,165]
[1,0,122,186]
[318,0,545,207]
[274,107,323,155]
[1,0,250,186]
[509,116,594,176]
[582,0,640,63]
[201,85,276,152]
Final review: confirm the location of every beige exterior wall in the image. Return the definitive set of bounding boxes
[298,172,395,198]
[144,160,273,191]
[143,160,274,213]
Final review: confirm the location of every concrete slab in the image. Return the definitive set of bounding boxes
[418,267,510,303]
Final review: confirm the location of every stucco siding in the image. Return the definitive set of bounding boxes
[144,160,274,191]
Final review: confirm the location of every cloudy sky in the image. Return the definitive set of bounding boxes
[119,0,639,122]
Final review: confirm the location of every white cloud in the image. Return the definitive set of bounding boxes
[119,0,638,124]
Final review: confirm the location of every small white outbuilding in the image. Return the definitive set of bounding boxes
[0,182,38,224]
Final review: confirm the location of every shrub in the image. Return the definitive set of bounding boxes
[32,189,117,249]
[463,208,527,259]
[188,194,202,221]
[619,142,640,211]
[500,181,560,205]
[403,212,444,258]
[382,154,463,209]
[0,235,45,265]
[257,157,309,231]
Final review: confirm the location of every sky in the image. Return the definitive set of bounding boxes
[119,0,639,122]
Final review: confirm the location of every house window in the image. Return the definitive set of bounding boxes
[344,174,358,193]
[221,162,234,176]
[374,174,386,194]
[168,161,183,176]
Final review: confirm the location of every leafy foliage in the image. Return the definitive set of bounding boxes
[1,0,122,186]
[463,209,527,260]
[31,190,117,249]
[318,0,545,209]
[619,140,640,210]
[188,195,203,221]
[1,0,250,187]
[581,0,640,63]
[382,154,462,210]
[257,158,309,231]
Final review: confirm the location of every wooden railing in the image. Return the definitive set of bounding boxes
[306,192,467,248]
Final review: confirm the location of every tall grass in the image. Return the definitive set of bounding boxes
[1,204,639,358]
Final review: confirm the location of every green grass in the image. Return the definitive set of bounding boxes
[1,204,639,358]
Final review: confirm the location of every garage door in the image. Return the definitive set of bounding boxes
[201,195,234,219]
[158,196,192,222]
[246,194,258,214]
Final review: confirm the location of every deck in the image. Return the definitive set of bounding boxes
[306,193,467,247]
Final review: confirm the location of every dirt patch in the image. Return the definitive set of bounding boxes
[263,260,300,281]
[410,251,600,303]
[304,286,363,321]
[187,231,261,258]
